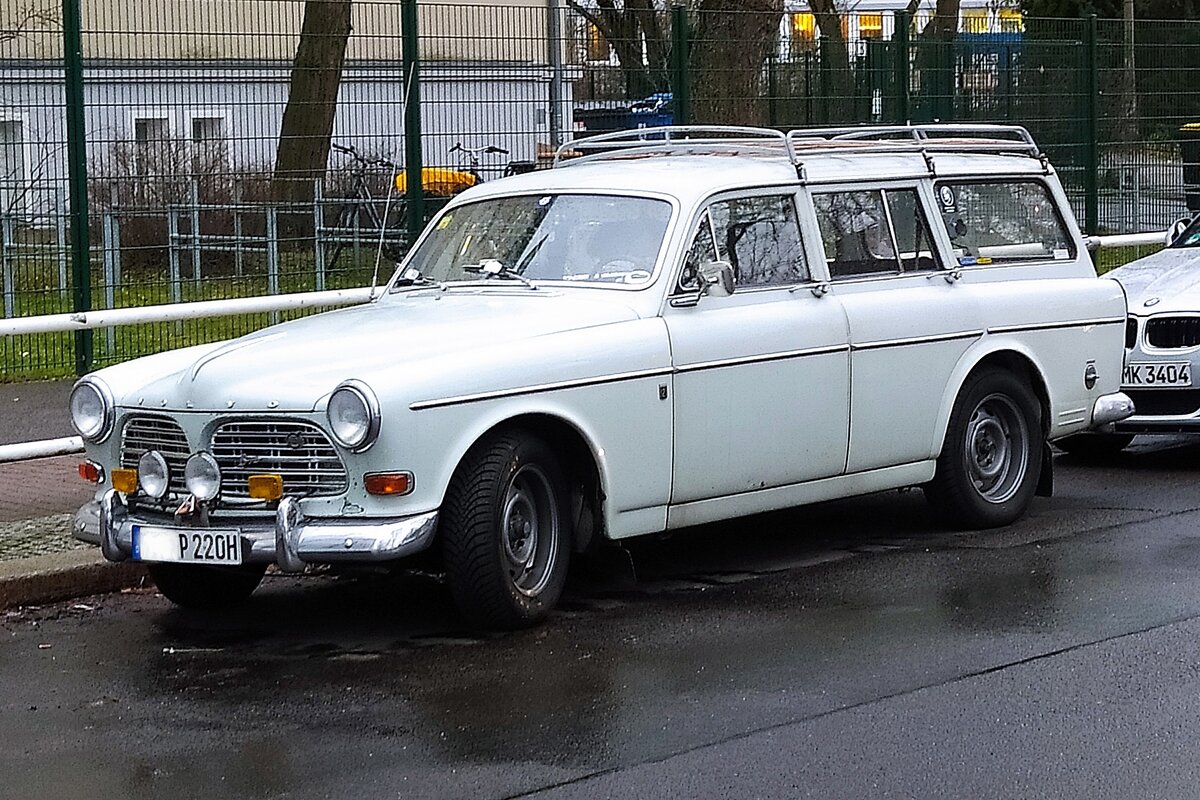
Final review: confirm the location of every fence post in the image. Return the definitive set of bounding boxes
[670,3,691,125]
[189,178,202,287]
[1,215,13,319]
[1083,14,1100,236]
[266,208,280,325]
[546,0,565,148]
[167,209,182,304]
[233,178,244,277]
[102,212,116,355]
[313,178,326,292]
[63,0,92,375]
[893,11,910,124]
[109,184,121,288]
[402,0,424,248]
[55,188,68,297]
[767,54,778,127]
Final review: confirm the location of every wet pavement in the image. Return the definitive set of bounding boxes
[3,438,1200,798]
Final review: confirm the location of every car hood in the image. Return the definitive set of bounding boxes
[1108,248,1200,313]
[105,290,643,411]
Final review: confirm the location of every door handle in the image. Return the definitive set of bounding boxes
[943,269,963,284]
[809,282,830,298]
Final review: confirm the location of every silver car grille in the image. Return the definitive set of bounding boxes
[210,420,348,498]
[120,415,191,495]
[1146,316,1200,349]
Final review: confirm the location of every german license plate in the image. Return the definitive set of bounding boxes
[131,525,243,565]
[1122,362,1192,388]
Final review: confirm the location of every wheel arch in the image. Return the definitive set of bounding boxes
[931,342,1053,459]
[439,408,610,554]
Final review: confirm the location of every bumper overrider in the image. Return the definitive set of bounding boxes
[75,490,439,572]
[1091,390,1136,430]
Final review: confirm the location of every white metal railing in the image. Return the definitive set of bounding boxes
[0,284,376,463]
[0,230,1174,463]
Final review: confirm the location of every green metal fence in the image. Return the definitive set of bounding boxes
[0,1,1197,382]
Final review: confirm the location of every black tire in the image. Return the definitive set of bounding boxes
[147,563,267,610]
[1055,432,1133,458]
[441,430,572,630]
[924,368,1043,529]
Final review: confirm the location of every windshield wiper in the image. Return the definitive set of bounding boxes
[393,267,446,291]
[462,259,538,289]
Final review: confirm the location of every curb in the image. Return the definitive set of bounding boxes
[0,550,148,610]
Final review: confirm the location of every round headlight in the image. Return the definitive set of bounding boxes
[326,381,380,451]
[70,379,113,442]
[184,452,222,501]
[137,450,170,499]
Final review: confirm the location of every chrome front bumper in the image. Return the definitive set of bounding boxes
[75,490,439,572]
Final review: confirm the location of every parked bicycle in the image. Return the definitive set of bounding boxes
[325,142,409,273]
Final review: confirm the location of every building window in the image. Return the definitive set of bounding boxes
[190,115,228,176]
[859,14,884,40]
[962,10,989,34]
[585,23,611,62]
[0,120,26,214]
[998,9,1024,33]
[791,12,816,51]
[133,115,171,178]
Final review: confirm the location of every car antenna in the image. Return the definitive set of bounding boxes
[369,62,416,302]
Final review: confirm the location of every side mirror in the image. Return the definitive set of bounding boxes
[698,260,735,298]
[1166,216,1192,246]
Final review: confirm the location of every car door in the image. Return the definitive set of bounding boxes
[663,189,851,506]
[809,183,983,473]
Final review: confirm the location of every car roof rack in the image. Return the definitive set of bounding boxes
[555,123,1046,178]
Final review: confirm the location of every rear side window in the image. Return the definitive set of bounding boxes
[813,188,938,279]
[934,180,1074,266]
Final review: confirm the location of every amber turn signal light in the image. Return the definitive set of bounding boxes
[364,472,413,496]
[247,474,284,501]
[110,468,138,494]
[78,461,103,484]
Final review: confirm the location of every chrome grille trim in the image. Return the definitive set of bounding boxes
[120,415,190,495]
[211,420,347,498]
[1146,316,1200,349]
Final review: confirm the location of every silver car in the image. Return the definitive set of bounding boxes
[1061,214,1200,455]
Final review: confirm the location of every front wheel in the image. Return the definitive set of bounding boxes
[147,563,267,610]
[924,368,1042,529]
[441,430,572,629]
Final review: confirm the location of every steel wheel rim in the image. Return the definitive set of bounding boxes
[500,464,559,598]
[964,392,1029,504]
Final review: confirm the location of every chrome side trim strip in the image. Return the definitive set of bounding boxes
[988,317,1125,335]
[852,330,983,351]
[677,344,849,373]
[410,367,674,411]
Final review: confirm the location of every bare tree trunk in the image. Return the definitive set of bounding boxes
[809,0,853,123]
[1115,0,1138,142]
[567,0,658,97]
[273,0,352,207]
[689,0,785,125]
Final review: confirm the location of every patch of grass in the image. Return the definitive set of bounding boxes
[1094,243,1163,275]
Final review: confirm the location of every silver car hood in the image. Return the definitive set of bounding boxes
[102,290,642,411]
[1108,248,1200,314]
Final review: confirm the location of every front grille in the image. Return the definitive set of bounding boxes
[211,420,347,498]
[1125,389,1200,417]
[1146,317,1200,349]
[120,416,190,495]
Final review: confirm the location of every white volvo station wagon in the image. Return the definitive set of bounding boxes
[71,124,1133,628]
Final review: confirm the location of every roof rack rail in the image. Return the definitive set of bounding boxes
[786,123,1041,158]
[554,125,791,168]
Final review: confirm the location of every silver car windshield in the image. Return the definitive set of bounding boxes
[1173,215,1200,248]
[397,194,672,288]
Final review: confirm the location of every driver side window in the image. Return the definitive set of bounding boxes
[677,194,809,292]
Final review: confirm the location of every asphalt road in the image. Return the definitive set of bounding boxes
[4,438,1200,799]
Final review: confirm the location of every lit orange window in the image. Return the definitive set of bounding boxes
[792,12,816,50]
[998,9,1024,33]
[962,10,988,34]
[585,23,610,62]
[859,14,884,39]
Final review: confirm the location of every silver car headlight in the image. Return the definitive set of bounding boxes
[69,378,114,442]
[184,452,222,501]
[138,451,170,499]
[326,380,381,452]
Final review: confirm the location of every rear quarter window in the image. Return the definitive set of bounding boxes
[934,180,1075,267]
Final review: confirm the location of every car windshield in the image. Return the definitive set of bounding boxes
[1171,215,1200,248]
[395,194,672,288]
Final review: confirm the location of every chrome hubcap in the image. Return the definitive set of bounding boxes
[500,464,558,597]
[964,393,1029,504]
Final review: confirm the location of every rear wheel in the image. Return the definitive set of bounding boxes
[147,563,267,610]
[1055,432,1133,458]
[441,430,571,629]
[924,368,1042,529]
